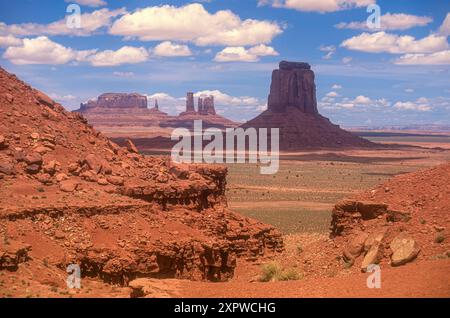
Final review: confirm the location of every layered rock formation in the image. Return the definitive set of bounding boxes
[268,61,318,115]
[242,61,376,150]
[0,67,283,289]
[80,93,147,111]
[76,94,169,130]
[330,162,450,271]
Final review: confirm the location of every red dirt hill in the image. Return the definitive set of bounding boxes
[331,161,450,271]
[0,67,283,293]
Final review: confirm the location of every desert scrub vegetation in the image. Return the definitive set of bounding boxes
[434,233,446,244]
[259,262,302,282]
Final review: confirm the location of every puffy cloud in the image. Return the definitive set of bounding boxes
[341,32,448,54]
[65,0,107,7]
[0,34,23,48]
[439,13,450,36]
[86,46,149,66]
[336,13,433,31]
[2,36,149,67]
[214,44,278,62]
[49,93,77,102]
[258,0,374,13]
[113,71,135,77]
[110,4,282,46]
[332,84,342,89]
[152,41,192,57]
[394,98,431,111]
[326,91,339,97]
[319,45,336,59]
[148,90,265,116]
[394,50,450,65]
[2,36,94,65]
[0,8,125,37]
[194,90,261,107]
[342,56,353,64]
[320,94,391,110]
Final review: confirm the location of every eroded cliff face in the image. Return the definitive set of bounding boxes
[80,93,148,110]
[268,61,318,115]
[0,67,283,286]
[242,61,376,150]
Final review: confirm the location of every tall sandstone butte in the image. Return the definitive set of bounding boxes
[243,61,376,150]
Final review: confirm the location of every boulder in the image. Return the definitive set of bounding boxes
[343,232,368,262]
[35,90,55,107]
[0,135,7,149]
[361,243,383,272]
[390,233,420,266]
[0,159,15,175]
[0,241,31,271]
[60,180,79,193]
[107,176,124,186]
[25,152,43,166]
[84,154,102,173]
[126,139,139,154]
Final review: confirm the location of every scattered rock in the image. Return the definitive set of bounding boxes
[126,139,139,154]
[107,176,124,186]
[60,180,79,193]
[25,152,43,166]
[361,242,383,272]
[35,90,55,107]
[0,160,15,175]
[0,135,7,149]
[0,241,31,271]
[343,232,368,262]
[129,278,180,298]
[390,233,420,266]
[55,173,68,182]
[84,154,102,174]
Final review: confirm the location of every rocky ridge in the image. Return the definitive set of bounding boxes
[0,67,283,287]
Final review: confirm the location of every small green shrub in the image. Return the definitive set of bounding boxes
[259,262,301,282]
[435,233,446,244]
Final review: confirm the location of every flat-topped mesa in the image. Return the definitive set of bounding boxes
[268,60,318,115]
[80,93,147,111]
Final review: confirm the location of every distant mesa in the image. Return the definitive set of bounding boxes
[80,93,147,111]
[242,61,377,150]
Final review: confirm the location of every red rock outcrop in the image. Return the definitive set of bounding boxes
[80,93,147,110]
[0,67,283,287]
[330,162,450,270]
[242,61,377,150]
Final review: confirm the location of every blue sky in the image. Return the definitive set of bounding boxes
[0,0,449,127]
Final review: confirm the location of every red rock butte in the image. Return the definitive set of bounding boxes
[242,61,377,150]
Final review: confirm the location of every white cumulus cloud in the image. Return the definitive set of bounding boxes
[341,31,448,54]
[65,0,107,7]
[109,3,282,46]
[0,8,125,37]
[152,41,192,57]
[2,36,95,65]
[336,13,433,31]
[258,0,374,13]
[214,44,278,62]
[86,46,149,66]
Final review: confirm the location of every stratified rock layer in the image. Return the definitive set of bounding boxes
[0,67,283,286]
[242,61,376,150]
